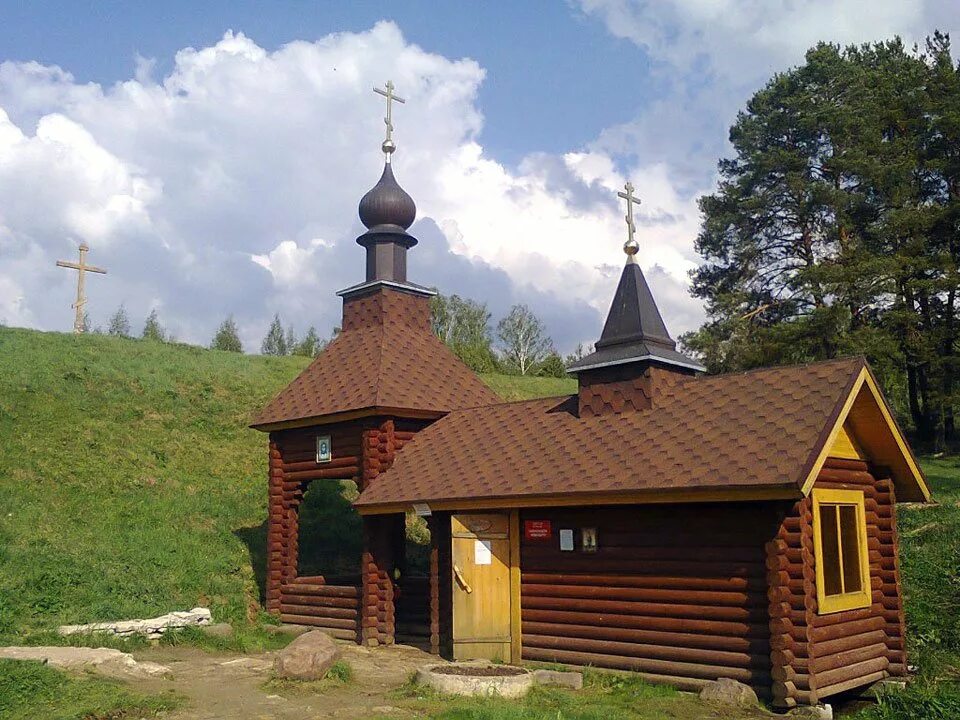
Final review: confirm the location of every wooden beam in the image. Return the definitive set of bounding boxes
[509,509,521,664]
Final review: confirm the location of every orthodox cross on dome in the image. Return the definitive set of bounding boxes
[617,182,642,261]
[373,80,406,162]
[56,242,107,334]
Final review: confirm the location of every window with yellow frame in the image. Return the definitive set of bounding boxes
[812,488,871,614]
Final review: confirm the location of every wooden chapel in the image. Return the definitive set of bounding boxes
[253,82,931,709]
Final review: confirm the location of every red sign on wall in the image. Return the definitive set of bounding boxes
[524,520,552,540]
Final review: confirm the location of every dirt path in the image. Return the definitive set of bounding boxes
[135,642,433,719]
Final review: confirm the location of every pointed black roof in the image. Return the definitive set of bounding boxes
[568,260,705,374]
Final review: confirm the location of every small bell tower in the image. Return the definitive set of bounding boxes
[568,183,704,416]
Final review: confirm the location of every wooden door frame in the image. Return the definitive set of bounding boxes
[449,510,522,664]
[509,509,521,663]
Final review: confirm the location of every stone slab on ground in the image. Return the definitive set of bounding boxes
[58,607,211,639]
[273,629,342,680]
[533,668,584,690]
[698,678,759,708]
[0,646,171,679]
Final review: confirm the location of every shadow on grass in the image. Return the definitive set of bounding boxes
[234,520,269,605]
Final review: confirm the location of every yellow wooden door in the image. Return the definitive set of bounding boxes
[451,513,512,661]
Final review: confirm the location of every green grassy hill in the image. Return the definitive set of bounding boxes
[2,325,960,718]
[0,326,574,636]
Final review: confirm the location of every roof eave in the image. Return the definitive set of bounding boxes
[355,483,802,515]
[567,352,706,374]
[250,405,447,432]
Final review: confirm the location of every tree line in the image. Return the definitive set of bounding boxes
[431,294,586,378]
[683,34,960,449]
[89,306,329,357]
[89,297,584,378]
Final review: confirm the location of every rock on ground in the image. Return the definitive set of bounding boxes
[787,704,834,719]
[201,623,234,639]
[58,607,212,639]
[0,646,171,679]
[698,678,759,708]
[264,623,313,637]
[273,630,342,680]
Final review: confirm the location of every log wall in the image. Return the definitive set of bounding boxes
[427,512,453,657]
[395,576,431,649]
[265,418,427,643]
[278,575,361,640]
[519,505,779,694]
[767,457,904,707]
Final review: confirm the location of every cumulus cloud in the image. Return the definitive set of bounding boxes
[579,0,959,190]
[0,21,706,352]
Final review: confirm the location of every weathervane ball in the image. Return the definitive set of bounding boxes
[382,139,396,155]
[624,238,640,256]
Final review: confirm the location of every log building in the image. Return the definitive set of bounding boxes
[251,101,930,709]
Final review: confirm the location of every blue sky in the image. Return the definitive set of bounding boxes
[0,1,651,166]
[0,1,957,352]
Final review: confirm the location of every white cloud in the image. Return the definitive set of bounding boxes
[579,0,952,80]
[0,21,703,353]
[6,8,952,354]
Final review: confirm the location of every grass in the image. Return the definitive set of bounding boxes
[0,659,179,720]
[480,373,575,401]
[846,455,960,719]
[0,326,567,638]
[390,668,768,720]
[261,659,354,696]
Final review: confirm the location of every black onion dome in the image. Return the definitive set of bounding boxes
[358,163,416,231]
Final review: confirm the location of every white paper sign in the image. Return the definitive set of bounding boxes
[475,539,492,565]
[559,529,574,551]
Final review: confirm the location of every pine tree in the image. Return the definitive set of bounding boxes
[261,314,288,356]
[141,309,166,342]
[107,305,131,337]
[211,316,243,353]
[684,35,960,446]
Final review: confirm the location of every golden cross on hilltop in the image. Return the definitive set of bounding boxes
[373,80,405,160]
[617,182,642,260]
[56,242,107,334]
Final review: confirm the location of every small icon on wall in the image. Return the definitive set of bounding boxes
[316,435,332,463]
[582,527,598,553]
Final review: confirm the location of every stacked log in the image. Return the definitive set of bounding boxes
[360,513,400,646]
[520,506,775,697]
[266,437,285,613]
[874,476,907,675]
[279,577,360,641]
[766,497,816,708]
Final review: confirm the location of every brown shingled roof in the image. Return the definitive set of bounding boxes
[355,357,867,509]
[250,319,501,429]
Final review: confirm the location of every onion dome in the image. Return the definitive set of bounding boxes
[358,163,417,232]
[355,161,418,283]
